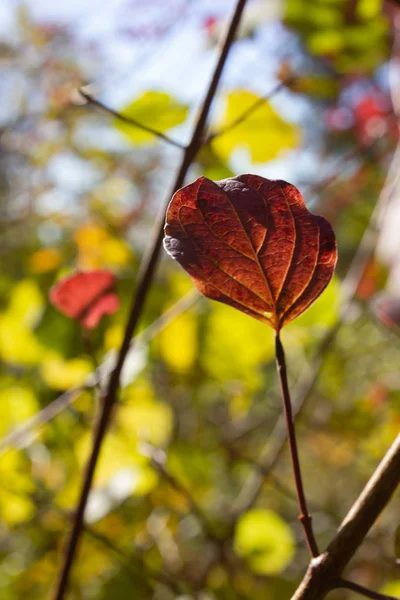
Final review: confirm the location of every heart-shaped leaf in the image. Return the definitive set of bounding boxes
[164,174,337,332]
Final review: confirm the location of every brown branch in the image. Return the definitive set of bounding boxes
[51,2,249,598]
[275,333,319,558]
[52,504,182,596]
[337,579,399,600]
[291,434,400,600]
[79,89,186,149]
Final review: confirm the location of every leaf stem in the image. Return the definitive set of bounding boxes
[79,89,187,150]
[275,332,319,558]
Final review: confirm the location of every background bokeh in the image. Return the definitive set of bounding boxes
[0,0,399,598]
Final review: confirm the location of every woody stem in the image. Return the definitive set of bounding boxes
[275,332,319,558]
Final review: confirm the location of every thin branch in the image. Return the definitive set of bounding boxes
[206,80,291,142]
[337,579,399,600]
[0,387,83,455]
[79,89,187,150]
[275,333,319,558]
[53,504,182,596]
[136,288,198,345]
[52,2,249,598]
[291,434,400,600]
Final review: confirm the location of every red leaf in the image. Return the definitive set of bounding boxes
[164,175,337,332]
[50,270,120,330]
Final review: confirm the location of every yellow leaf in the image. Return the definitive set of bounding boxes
[159,311,197,372]
[75,224,108,249]
[203,302,275,389]
[212,90,300,164]
[28,248,63,273]
[104,324,124,350]
[357,0,382,21]
[7,279,44,327]
[41,355,92,389]
[115,91,188,144]
[1,489,35,525]
[75,223,132,269]
[0,315,43,366]
[121,381,173,446]
[380,583,400,597]
[101,238,132,267]
[0,453,35,525]
[0,386,39,438]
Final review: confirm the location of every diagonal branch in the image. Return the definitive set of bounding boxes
[206,81,289,142]
[52,2,249,598]
[79,89,187,149]
[291,433,400,600]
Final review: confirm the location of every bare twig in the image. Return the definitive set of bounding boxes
[337,578,399,600]
[0,387,83,454]
[275,333,319,557]
[79,89,186,149]
[52,2,249,598]
[136,288,198,345]
[291,434,400,600]
[207,81,288,142]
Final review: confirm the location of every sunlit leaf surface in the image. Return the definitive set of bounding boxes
[164,174,337,331]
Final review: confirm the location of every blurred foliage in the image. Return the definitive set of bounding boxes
[115,91,189,144]
[285,0,389,74]
[212,90,300,163]
[0,2,399,600]
[233,509,295,575]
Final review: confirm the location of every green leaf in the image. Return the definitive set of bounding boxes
[234,509,295,575]
[115,91,188,144]
[212,90,300,164]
